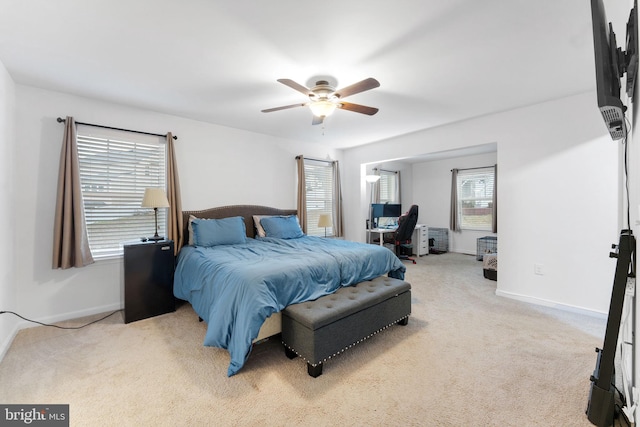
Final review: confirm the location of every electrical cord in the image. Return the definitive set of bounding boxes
[622,126,631,232]
[620,125,636,280]
[0,309,122,329]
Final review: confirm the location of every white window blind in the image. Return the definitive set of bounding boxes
[456,167,494,231]
[77,127,166,258]
[379,170,399,204]
[304,159,334,237]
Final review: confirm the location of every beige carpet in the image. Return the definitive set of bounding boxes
[0,253,607,426]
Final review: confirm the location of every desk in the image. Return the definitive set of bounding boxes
[367,227,397,246]
[367,224,427,251]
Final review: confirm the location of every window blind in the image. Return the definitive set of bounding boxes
[77,129,166,258]
[379,170,398,204]
[304,160,334,237]
[456,167,494,231]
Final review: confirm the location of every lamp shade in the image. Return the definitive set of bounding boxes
[141,188,170,208]
[365,174,381,183]
[309,100,338,117]
[317,213,332,228]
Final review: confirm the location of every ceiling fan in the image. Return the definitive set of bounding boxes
[262,77,380,125]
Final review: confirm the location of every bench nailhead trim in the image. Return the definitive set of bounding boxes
[282,315,410,368]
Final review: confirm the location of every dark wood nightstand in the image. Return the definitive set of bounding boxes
[123,240,175,324]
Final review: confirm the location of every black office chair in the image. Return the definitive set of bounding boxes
[393,205,418,264]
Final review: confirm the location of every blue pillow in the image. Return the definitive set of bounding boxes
[260,215,304,239]
[191,216,247,247]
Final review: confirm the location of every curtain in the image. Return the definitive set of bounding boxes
[52,116,94,269]
[332,161,344,237]
[492,164,498,233]
[373,169,381,204]
[395,171,402,205]
[296,155,307,234]
[166,132,183,255]
[449,168,460,232]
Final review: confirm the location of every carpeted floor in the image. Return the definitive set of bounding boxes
[0,252,607,426]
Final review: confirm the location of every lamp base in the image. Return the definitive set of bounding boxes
[148,235,164,242]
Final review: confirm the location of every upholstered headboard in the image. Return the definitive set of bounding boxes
[180,205,297,250]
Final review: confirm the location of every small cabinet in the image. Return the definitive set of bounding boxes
[412,224,429,256]
[124,240,175,324]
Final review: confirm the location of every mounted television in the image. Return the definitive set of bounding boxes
[590,0,637,140]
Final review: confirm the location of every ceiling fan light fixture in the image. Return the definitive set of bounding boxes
[309,100,338,117]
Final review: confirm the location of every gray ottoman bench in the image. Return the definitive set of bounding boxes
[282,276,411,377]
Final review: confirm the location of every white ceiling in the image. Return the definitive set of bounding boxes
[0,0,612,149]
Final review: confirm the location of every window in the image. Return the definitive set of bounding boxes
[378,170,399,204]
[456,167,495,231]
[77,127,166,258]
[304,159,334,237]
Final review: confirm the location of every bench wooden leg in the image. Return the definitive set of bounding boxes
[307,363,323,378]
[398,317,409,326]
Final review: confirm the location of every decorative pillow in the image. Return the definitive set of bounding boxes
[260,215,304,239]
[191,216,247,247]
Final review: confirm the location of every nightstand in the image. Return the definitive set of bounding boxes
[123,240,175,324]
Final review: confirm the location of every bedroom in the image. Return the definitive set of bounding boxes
[0,0,637,424]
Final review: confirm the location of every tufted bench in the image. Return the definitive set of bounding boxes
[281,276,411,377]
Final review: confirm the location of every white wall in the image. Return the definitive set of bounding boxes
[11,85,339,328]
[342,91,619,314]
[0,59,17,359]
[412,151,498,255]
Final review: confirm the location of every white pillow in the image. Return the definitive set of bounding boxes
[188,215,197,245]
[253,215,273,238]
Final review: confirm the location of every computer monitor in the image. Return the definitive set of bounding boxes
[371,203,402,227]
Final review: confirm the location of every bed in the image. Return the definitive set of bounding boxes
[173,205,406,376]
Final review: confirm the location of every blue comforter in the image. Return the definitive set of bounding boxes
[174,237,405,376]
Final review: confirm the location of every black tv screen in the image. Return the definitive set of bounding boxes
[590,0,628,140]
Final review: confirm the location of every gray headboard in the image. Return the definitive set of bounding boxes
[181,205,297,250]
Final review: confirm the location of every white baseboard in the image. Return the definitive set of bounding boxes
[0,322,20,363]
[0,302,123,363]
[495,289,608,319]
[21,303,124,328]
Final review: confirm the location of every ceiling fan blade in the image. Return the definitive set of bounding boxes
[277,79,311,96]
[338,102,379,116]
[312,115,325,125]
[261,103,307,113]
[335,78,380,99]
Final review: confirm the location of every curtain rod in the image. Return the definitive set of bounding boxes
[451,165,495,172]
[56,117,178,140]
[295,155,334,164]
[373,167,398,174]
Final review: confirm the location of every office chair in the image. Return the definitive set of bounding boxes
[393,205,418,264]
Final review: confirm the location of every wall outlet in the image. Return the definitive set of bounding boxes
[534,263,545,275]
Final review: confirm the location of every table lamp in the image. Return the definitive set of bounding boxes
[141,188,170,241]
[317,213,333,238]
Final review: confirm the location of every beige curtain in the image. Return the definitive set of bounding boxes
[332,161,344,237]
[166,132,183,255]
[395,171,402,205]
[449,168,460,232]
[492,164,497,233]
[373,169,381,204]
[296,155,307,234]
[52,116,94,269]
